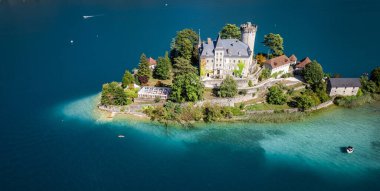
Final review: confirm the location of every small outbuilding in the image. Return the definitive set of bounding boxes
[328,78,361,97]
[263,55,292,76]
[137,86,171,100]
[289,54,297,66]
[295,57,312,71]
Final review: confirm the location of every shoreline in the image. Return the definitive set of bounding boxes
[96,97,336,127]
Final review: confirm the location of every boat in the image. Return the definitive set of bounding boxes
[118,135,125,138]
[346,146,354,153]
[83,14,104,19]
[83,16,94,19]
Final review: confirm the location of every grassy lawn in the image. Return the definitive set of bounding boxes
[289,89,304,97]
[146,78,172,87]
[245,103,290,111]
[237,97,265,106]
[286,82,304,89]
[203,88,218,100]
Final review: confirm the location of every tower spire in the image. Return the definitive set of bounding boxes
[198,29,201,48]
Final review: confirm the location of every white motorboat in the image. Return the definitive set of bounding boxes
[346,146,354,154]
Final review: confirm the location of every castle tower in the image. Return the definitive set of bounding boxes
[240,22,257,56]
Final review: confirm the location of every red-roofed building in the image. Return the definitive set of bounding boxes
[263,55,291,75]
[147,57,157,70]
[295,57,312,70]
[289,54,297,65]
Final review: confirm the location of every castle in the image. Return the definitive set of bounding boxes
[199,22,257,79]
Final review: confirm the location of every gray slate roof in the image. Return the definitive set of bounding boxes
[200,38,251,58]
[329,78,361,88]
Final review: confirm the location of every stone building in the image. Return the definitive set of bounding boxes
[328,78,361,96]
[199,22,257,79]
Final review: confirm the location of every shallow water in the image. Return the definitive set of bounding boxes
[56,95,380,190]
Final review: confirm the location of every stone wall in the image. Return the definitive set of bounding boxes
[202,78,250,88]
[196,94,257,107]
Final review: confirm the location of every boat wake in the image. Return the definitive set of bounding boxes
[83,14,104,19]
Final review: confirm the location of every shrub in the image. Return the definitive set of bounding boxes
[248,80,253,87]
[267,86,287,105]
[154,96,161,103]
[295,94,316,110]
[281,73,293,78]
[180,103,203,122]
[259,68,271,81]
[335,94,373,108]
[219,75,238,97]
[239,89,248,95]
[239,103,245,110]
[202,103,223,122]
[138,75,149,84]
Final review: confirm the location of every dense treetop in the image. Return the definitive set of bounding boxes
[122,70,134,88]
[136,53,152,84]
[220,24,241,39]
[303,60,324,86]
[101,82,128,106]
[170,29,199,63]
[263,33,284,57]
[153,52,171,80]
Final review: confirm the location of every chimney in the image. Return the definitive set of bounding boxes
[207,38,212,44]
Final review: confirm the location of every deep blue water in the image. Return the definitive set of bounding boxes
[1,1,380,190]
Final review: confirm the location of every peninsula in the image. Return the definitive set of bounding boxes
[98,22,380,126]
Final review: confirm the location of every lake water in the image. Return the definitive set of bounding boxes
[1,0,380,190]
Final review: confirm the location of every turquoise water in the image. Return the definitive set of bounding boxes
[1,0,380,190]
[59,94,380,190]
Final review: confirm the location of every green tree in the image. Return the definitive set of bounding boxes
[296,94,315,110]
[121,70,134,88]
[267,85,287,105]
[313,81,330,102]
[370,67,380,84]
[259,68,271,81]
[170,73,204,103]
[153,52,171,80]
[233,61,245,77]
[173,57,198,76]
[101,82,128,106]
[220,24,241,39]
[263,33,284,57]
[219,75,238,98]
[303,60,324,86]
[360,75,377,93]
[171,29,199,62]
[136,53,151,84]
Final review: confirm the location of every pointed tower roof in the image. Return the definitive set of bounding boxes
[215,33,223,49]
[198,29,201,48]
